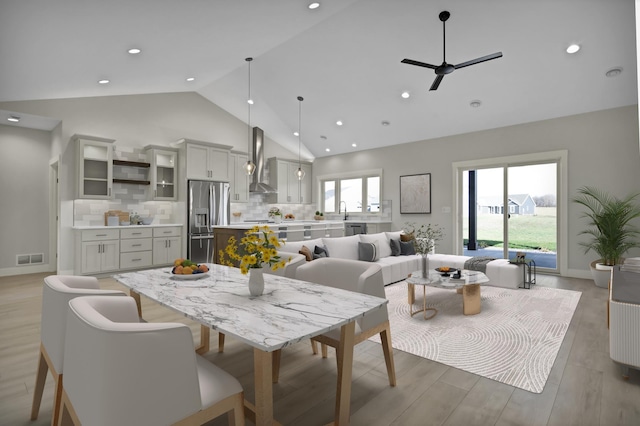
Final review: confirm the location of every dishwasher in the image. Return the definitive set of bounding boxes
[345,222,368,236]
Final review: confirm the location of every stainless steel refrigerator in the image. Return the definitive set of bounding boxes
[187,180,230,263]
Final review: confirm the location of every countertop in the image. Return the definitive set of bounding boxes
[73,223,183,230]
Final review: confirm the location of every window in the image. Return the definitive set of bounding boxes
[321,173,381,213]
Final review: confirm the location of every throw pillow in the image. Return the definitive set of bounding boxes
[400,240,416,256]
[400,233,415,242]
[360,233,391,258]
[358,241,379,262]
[299,246,313,262]
[314,245,329,258]
[390,239,401,256]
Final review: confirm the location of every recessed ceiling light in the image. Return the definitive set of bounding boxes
[566,44,580,54]
[128,48,141,55]
[351,143,357,147]
[606,67,623,78]
[336,120,343,126]
[470,100,482,108]
[247,99,254,105]
[98,79,110,84]
[381,121,390,126]
[401,92,410,99]
[7,116,20,122]
[325,148,331,152]
[186,77,195,82]
[294,131,299,136]
[308,2,320,9]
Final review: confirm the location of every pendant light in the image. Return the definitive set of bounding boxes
[295,96,306,180]
[243,57,256,176]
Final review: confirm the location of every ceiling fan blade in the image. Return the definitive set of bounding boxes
[454,52,503,70]
[401,58,438,69]
[430,75,444,91]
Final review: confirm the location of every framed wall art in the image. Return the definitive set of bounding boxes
[400,173,431,214]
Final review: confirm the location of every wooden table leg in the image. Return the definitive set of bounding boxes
[195,325,210,354]
[407,282,415,305]
[335,320,356,426]
[129,290,142,318]
[252,348,274,426]
[463,284,481,315]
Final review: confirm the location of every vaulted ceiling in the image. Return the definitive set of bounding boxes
[0,0,637,159]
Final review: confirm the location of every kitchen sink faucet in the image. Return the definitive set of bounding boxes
[340,201,349,220]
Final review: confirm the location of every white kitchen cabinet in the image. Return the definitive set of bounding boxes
[120,227,153,269]
[146,146,178,200]
[74,134,115,199]
[267,158,312,204]
[183,140,232,181]
[229,152,250,202]
[152,227,182,265]
[79,229,120,274]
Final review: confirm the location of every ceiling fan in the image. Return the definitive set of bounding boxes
[401,11,502,91]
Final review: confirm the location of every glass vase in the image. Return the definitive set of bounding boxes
[248,268,264,296]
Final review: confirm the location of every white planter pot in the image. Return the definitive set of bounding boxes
[590,260,613,288]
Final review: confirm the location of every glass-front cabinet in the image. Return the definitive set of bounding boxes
[146,146,178,200]
[74,135,115,199]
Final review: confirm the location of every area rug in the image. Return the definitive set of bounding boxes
[369,282,581,393]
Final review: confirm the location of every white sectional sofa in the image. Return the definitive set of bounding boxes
[279,231,523,289]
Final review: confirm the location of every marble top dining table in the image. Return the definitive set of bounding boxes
[113,263,388,426]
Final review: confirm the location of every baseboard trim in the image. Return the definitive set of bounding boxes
[0,264,56,277]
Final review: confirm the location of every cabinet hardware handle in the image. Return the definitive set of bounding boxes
[163,231,171,234]
[132,232,141,235]
[165,240,168,248]
[132,244,141,247]
[132,258,141,262]
[96,234,107,236]
[168,240,171,247]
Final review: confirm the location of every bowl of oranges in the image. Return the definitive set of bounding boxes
[435,266,457,277]
[170,258,210,280]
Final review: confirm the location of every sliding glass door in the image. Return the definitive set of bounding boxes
[460,161,558,272]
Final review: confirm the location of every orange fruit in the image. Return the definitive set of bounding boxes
[198,264,209,273]
[174,265,183,274]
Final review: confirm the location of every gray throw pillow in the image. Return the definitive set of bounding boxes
[314,245,329,259]
[390,239,401,256]
[358,242,379,262]
[400,240,416,256]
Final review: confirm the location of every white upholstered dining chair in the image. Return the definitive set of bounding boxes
[31,275,126,426]
[295,258,397,386]
[58,295,244,426]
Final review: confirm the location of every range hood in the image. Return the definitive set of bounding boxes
[249,127,277,194]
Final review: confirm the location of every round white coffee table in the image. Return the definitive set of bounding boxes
[406,269,489,319]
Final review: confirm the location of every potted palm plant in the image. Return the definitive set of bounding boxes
[573,186,640,287]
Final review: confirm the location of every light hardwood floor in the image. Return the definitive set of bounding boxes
[1,272,639,426]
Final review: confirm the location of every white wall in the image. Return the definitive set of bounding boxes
[0,124,52,274]
[312,105,640,276]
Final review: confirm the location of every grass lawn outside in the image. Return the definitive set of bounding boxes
[464,207,557,252]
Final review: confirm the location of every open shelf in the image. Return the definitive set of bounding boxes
[113,178,150,185]
[113,159,150,168]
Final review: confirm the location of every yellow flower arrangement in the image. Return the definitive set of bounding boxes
[219,225,290,274]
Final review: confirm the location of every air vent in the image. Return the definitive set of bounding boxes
[16,253,44,266]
